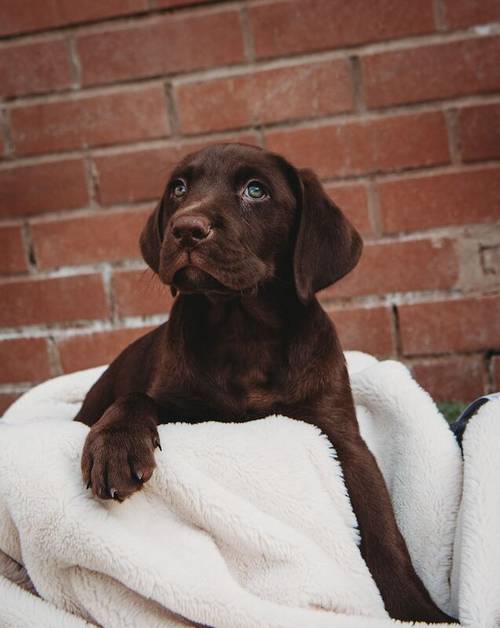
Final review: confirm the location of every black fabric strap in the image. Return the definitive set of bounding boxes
[449,392,500,450]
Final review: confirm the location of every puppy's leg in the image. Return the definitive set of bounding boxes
[80,393,162,502]
[316,410,456,623]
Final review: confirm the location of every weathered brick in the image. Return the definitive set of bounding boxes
[175,59,354,134]
[31,207,149,269]
[408,355,486,403]
[0,39,72,99]
[0,0,149,36]
[94,133,259,206]
[362,36,500,108]
[324,238,459,298]
[378,166,500,234]
[0,224,28,274]
[443,0,500,28]
[0,337,52,383]
[398,295,500,355]
[325,306,395,356]
[77,9,245,86]
[11,85,169,156]
[265,112,449,178]
[113,268,175,317]
[0,274,109,327]
[458,102,500,162]
[324,183,372,237]
[57,326,154,373]
[249,0,435,59]
[0,158,89,218]
[0,394,21,416]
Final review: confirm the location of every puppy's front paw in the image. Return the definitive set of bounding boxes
[81,413,160,502]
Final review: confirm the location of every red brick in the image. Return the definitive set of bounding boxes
[11,86,169,157]
[175,59,353,134]
[0,394,21,416]
[0,0,149,36]
[324,238,459,299]
[113,268,175,317]
[57,326,154,373]
[324,183,372,237]
[0,224,28,274]
[398,295,500,355]
[362,36,500,108]
[0,338,52,383]
[378,166,500,234]
[94,133,259,206]
[408,355,486,403]
[77,9,245,86]
[0,274,109,327]
[265,112,449,179]
[249,0,434,59]
[0,158,89,218]
[31,207,150,269]
[458,102,500,162]
[443,0,500,28]
[95,146,174,206]
[0,39,72,99]
[492,355,500,390]
[326,306,394,357]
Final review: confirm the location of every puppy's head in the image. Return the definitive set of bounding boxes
[140,143,362,302]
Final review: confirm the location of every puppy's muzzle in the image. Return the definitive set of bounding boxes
[171,214,212,250]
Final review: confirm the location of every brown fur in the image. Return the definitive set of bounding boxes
[75,144,455,623]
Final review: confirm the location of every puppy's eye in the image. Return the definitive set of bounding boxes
[172,180,187,198]
[244,181,267,200]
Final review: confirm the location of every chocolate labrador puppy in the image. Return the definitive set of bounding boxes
[75,143,454,623]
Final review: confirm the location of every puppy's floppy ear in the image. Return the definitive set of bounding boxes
[293,168,363,303]
[140,200,164,274]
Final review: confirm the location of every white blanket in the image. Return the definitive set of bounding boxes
[0,352,498,627]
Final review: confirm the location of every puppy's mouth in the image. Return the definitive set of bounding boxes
[172,266,228,294]
[160,244,270,295]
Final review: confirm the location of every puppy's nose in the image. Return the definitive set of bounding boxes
[171,215,212,248]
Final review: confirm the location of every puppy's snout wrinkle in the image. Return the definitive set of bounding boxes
[171,214,212,249]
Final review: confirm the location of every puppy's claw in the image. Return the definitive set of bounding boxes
[86,480,91,490]
[110,489,123,502]
[135,470,144,481]
[153,437,162,451]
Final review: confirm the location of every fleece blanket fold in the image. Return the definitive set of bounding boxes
[0,352,498,627]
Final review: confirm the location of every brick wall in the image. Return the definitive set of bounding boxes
[1,0,499,414]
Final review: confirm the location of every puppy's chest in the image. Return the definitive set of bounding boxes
[228,364,281,411]
[199,337,290,417]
